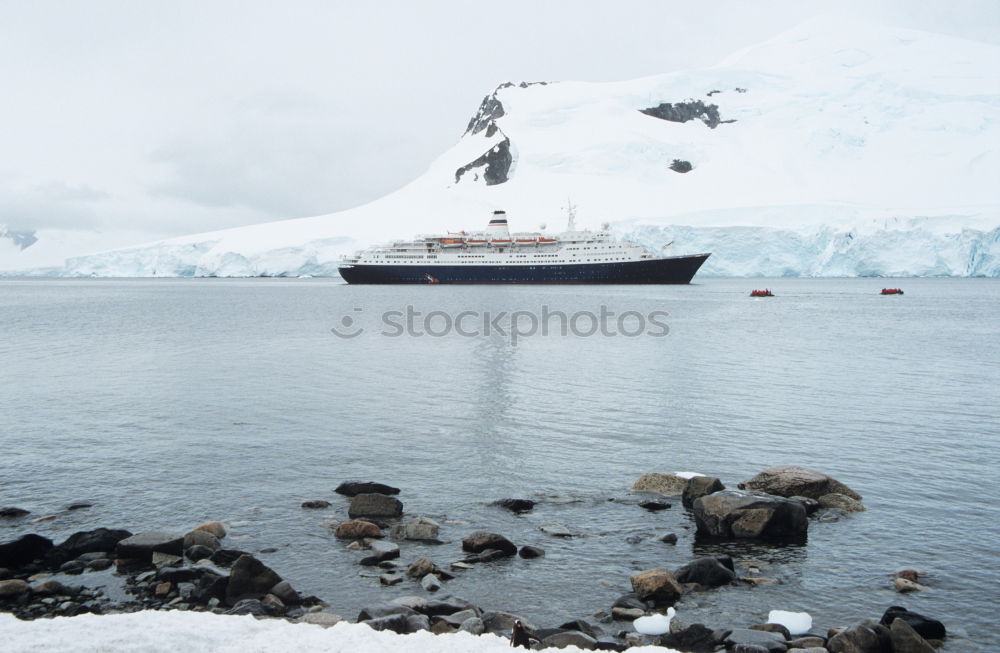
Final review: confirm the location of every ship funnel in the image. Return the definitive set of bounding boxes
[487,210,511,241]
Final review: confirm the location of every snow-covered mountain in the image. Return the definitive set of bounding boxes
[38,17,1000,276]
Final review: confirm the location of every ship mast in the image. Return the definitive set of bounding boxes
[565,200,577,231]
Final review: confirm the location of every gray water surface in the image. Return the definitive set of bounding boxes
[1,278,998,648]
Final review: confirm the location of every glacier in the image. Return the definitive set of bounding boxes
[12,16,1000,278]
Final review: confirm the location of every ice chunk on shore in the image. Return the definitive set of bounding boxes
[767,609,812,635]
[634,607,676,635]
[0,611,682,653]
[673,471,705,479]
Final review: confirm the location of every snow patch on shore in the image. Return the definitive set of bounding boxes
[0,612,681,653]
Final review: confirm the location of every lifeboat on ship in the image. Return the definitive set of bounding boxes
[750,289,774,297]
[881,288,904,295]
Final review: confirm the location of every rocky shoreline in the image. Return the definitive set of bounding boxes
[1,467,950,652]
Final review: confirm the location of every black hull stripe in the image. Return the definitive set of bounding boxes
[338,254,710,284]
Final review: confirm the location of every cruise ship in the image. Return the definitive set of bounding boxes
[338,207,710,284]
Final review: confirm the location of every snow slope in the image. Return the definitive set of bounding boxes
[0,612,680,653]
[44,17,1000,277]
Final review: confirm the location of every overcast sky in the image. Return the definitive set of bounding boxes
[2,0,998,239]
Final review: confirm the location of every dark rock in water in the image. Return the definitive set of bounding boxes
[192,573,228,604]
[335,481,401,497]
[462,531,517,556]
[724,628,787,652]
[682,476,725,509]
[348,493,403,519]
[738,465,862,500]
[692,489,808,540]
[518,545,545,559]
[157,566,202,583]
[423,597,477,616]
[639,501,671,511]
[788,496,821,515]
[60,560,86,575]
[301,500,331,509]
[193,521,228,539]
[673,557,737,587]
[210,549,247,568]
[462,549,508,564]
[66,502,93,511]
[889,618,936,653]
[827,622,885,653]
[359,540,399,565]
[226,555,282,604]
[0,533,53,568]
[86,557,112,571]
[390,516,440,541]
[48,528,132,568]
[669,159,693,173]
[879,606,946,640]
[640,100,724,129]
[185,545,216,561]
[660,533,678,544]
[818,492,866,512]
[630,569,683,607]
[0,507,30,518]
[226,598,268,616]
[455,138,512,186]
[612,592,646,610]
[116,532,184,560]
[659,623,720,652]
[269,580,302,606]
[492,498,535,513]
[787,636,826,649]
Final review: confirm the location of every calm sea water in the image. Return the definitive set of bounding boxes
[1,278,998,648]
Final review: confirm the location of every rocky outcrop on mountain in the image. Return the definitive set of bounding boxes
[465,82,549,136]
[454,138,512,185]
[640,100,726,128]
[670,159,693,173]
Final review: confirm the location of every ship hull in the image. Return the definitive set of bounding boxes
[339,253,710,284]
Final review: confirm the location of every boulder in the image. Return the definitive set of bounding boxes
[32,579,65,595]
[659,623,720,652]
[226,555,282,603]
[893,577,926,593]
[335,520,383,539]
[480,610,537,633]
[47,528,132,567]
[420,574,442,592]
[301,500,331,509]
[360,540,399,565]
[632,473,688,495]
[390,516,440,541]
[0,534,53,568]
[492,498,535,513]
[682,476,726,508]
[630,568,683,606]
[268,580,302,606]
[115,532,184,560]
[879,606,945,640]
[724,628,788,652]
[363,613,410,633]
[692,490,808,540]
[423,597,478,616]
[518,546,545,559]
[183,530,221,552]
[540,631,597,650]
[348,493,403,519]
[358,603,417,621]
[406,614,431,632]
[335,481,400,497]
[0,507,30,518]
[612,607,644,621]
[210,549,247,568]
[827,622,884,653]
[459,617,485,634]
[152,552,182,568]
[895,569,920,582]
[789,496,821,515]
[0,579,30,597]
[540,523,573,537]
[889,618,935,653]
[818,493,866,512]
[738,465,861,500]
[193,521,227,539]
[660,533,678,544]
[185,544,216,561]
[751,623,791,640]
[673,557,736,587]
[407,557,436,579]
[787,636,826,649]
[639,501,671,511]
[462,531,517,556]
